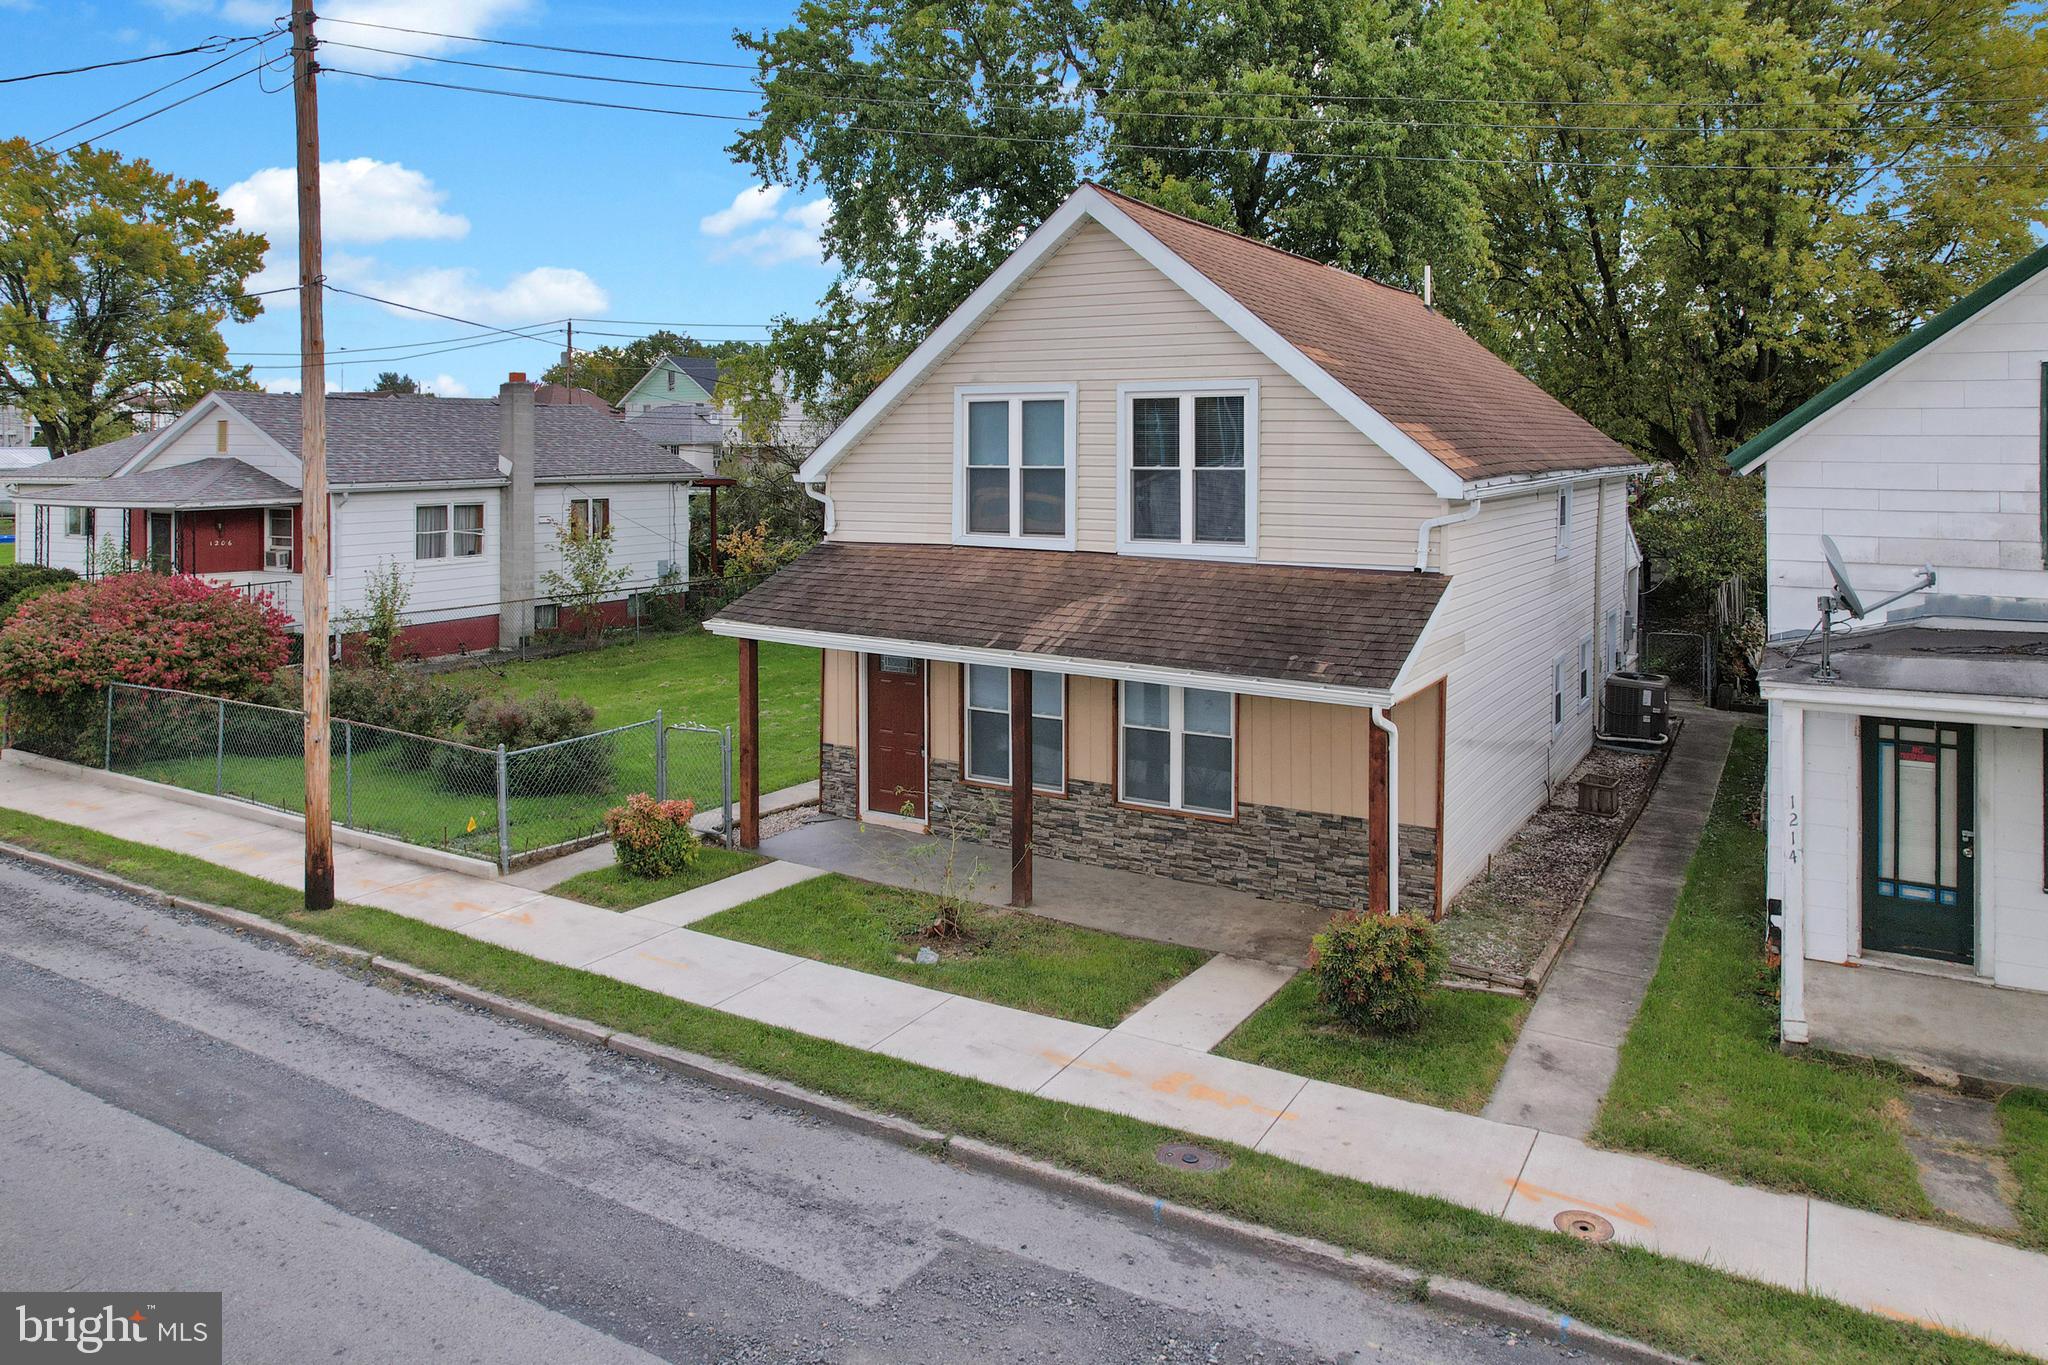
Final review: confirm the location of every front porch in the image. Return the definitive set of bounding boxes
[1805,958,2048,1089]
[760,815,1328,966]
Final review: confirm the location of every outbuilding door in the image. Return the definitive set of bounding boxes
[864,654,926,820]
[1861,718,1975,963]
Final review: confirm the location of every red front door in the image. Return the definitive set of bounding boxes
[865,654,926,818]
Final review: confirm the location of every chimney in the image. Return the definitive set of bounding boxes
[498,373,537,650]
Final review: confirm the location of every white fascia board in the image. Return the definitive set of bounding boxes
[124,395,301,479]
[703,617,1395,709]
[1386,584,1455,697]
[1761,680,2048,723]
[1460,463,1644,499]
[798,185,1468,499]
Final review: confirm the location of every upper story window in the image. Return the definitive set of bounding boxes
[1118,382,1258,559]
[953,386,1074,549]
[1555,487,1574,559]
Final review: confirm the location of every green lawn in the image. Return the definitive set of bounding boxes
[553,846,763,910]
[475,632,821,796]
[1592,726,1931,1218]
[693,873,1209,1027]
[2000,1089,2048,1251]
[1216,975,1531,1113]
[0,805,2024,1365]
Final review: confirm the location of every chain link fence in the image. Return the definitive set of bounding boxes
[49,682,736,872]
[1642,630,1714,699]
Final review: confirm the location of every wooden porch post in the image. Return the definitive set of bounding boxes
[738,637,761,849]
[1367,715,1391,915]
[1009,667,1033,907]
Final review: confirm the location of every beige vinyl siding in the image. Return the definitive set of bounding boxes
[1067,676,1114,784]
[821,649,858,747]
[929,661,962,763]
[1391,684,1441,830]
[825,221,1441,566]
[1239,695,1370,818]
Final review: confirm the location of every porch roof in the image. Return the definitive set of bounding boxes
[46,457,302,510]
[1762,623,2048,714]
[708,543,1448,704]
[45,457,301,509]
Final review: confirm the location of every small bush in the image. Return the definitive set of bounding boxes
[604,792,700,879]
[431,690,610,796]
[0,564,78,621]
[1308,912,1447,1034]
[330,667,472,746]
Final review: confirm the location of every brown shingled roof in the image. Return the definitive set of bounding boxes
[1094,186,1638,482]
[714,543,1447,693]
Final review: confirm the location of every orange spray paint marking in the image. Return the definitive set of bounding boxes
[1150,1072,1299,1121]
[1503,1179,1653,1228]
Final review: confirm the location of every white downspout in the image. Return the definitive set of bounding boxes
[802,478,836,535]
[1370,705,1400,915]
[1414,499,1481,571]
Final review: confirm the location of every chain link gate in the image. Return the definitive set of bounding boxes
[1642,630,1714,699]
[663,719,734,847]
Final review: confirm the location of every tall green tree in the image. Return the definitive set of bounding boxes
[541,329,759,407]
[728,0,1508,413]
[368,371,418,394]
[1483,0,2048,468]
[0,139,265,458]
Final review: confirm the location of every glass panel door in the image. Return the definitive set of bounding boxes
[1862,718,1974,963]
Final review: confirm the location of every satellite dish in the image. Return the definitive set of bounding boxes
[1822,536,1868,618]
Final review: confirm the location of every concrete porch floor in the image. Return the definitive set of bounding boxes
[759,817,1327,967]
[1806,958,2048,1089]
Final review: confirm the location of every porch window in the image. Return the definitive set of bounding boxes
[956,388,1072,546]
[964,665,1064,792]
[1120,384,1256,557]
[452,503,484,557]
[265,508,293,571]
[63,507,91,538]
[568,497,611,538]
[1119,682,1234,816]
[414,504,449,560]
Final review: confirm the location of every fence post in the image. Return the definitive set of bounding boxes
[103,684,114,769]
[721,724,734,847]
[653,709,667,802]
[495,742,510,875]
[343,721,354,829]
[215,699,225,796]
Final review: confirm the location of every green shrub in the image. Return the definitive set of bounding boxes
[604,792,700,878]
[330,667,472,746]
[0,564,78,621]
[1308,912,1447,1034]
[432,690,610,796]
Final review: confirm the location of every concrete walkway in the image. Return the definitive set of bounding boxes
[6,752,2048,1358]
[1116,955,1297,1052]
[1485,708,1743,1137]
[502,781,822,891]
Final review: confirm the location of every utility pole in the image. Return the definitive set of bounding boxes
[564,318,575,384]
[293,0,334,910]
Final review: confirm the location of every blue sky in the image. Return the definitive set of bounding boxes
[3,0,833,396]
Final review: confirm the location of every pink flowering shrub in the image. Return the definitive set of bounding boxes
[604,792,700,879]
[0,574,292,762]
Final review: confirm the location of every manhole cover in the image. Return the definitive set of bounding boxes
[1155,1142,1230,1173]
[1553,1210,1615,1243]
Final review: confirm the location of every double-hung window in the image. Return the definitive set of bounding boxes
[1119,682,1234,816]
[963,665,1065,792]
[1578,637,1594,711]
[568,497,611,539]
[265,508,293,571]
[452,504,484,557]
[1120,383,1257,557]
[956,387,1073,546]
[1555,488,1574,559]
[63,507,91,537]
[416,503,485,561]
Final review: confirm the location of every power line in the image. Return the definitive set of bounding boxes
[229,318,570,355]
[319,284,574,346]
[37,37,269,148]
[51,51,276,156]
[316,16,755,71]
[321,65,2039,175]
[2,35,258,85]
[235,330,564,372]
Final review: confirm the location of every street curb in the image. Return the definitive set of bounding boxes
[0,838,1684,1365]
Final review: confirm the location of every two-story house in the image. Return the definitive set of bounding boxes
[1733,242,2048,1087]
[709,185,1642,918]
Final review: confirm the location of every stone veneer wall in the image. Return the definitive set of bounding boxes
[820,742,859,819]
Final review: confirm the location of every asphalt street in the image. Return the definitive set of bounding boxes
[0,854,1602,1364]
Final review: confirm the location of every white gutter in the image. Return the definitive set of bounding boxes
[802,479,836,534]
[1369,706,1400,914]
[1461,463,1642,499]
[1414,500,1481,570]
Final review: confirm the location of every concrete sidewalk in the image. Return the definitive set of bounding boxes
[5,753,2046,1358]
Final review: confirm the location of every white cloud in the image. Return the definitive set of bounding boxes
[699,185,787,237]
[703,187,833,267]
[423,373,468,396]
[223,159,469,244]
[215,0,532,71]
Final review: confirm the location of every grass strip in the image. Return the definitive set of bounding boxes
[1216,974,1530,1114]
[691,873,1208,1027]
[1592,727,1931,1218]
[2000,1089,2048,1252]
[552,847,764,910]
[0,805,2025,1365]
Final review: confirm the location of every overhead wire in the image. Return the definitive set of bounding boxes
[36,35,272,148]
[2,36,259,84]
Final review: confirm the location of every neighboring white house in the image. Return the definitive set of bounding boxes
[4,378,706,657]
[707,184,1643,915]
[1733,241,2048,1087]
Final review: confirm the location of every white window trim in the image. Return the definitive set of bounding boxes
[963,665,1066,793]
[1604,608,1621,672]
[1115,379,1260,561]
[1555,487,1574,560]
[1552,653,1570,734]
[1577,636,1594,712]
[451,502,486,559]
[951,384,1078,551]
[1117,681,1237,817]
[62,507,91,538]
[566,496,612,539]
[265,508,293,571]
[413,503,451,562]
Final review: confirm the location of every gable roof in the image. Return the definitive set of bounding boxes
[624,403,727,451]
[627,354,721,405]
[33,430,153,479]
[1728,240,2048,475]
[68,457,300,508]
[799,184,1639,496]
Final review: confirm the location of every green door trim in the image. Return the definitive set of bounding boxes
[1860,717,1975,964]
